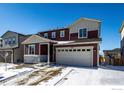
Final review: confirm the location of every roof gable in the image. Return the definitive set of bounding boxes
[22,35,57,44]
[1,30,25,38]
[120,21,124,33]
[68,18,101,28]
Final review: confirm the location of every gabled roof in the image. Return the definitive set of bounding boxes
[119,21,124,33]
[22,35,57,44]
[1,30,25,37]
[68,17,101,28]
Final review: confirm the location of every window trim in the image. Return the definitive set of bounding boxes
[44,33,48,38]
[12,37,16,45]
[4,38,8,45]
[78,28,88,38]
[60,30,65,37]
[28,44,35,55]
[51,32,56,38]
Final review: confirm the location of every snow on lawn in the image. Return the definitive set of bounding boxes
[39,66,74,86]
[0,63,34,84]
[20,66,63,86]
[0,65,63,86]
[0,67,34,82]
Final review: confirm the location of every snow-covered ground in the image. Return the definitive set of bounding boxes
[0,64,63,86]
[1,63,124,86]
[0,63,34,82]
[41,66,124,86]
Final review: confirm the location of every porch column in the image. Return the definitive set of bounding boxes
[47,43,50,65]
[11,51,14,63]
[24,45,25,55]
[39,43,41,55]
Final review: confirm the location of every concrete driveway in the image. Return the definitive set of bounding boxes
[52,66,124,85]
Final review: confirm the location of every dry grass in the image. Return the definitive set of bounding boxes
[17,67,62,85]
[29,68,62,85]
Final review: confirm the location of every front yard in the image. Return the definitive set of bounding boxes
[0,63,64,86]
[1,63,124,86]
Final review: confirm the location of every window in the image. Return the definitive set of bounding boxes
[12,37,16,44]
[61,49,64,52]
[87,49,91,51]
[60,31,65,37]
[82,49,85,51]
[0,44,2,47]
[51,32,56,38]
[69,49,72,52]
[8,38,11,45]
[58,49,60,52]
[77,49,81,51]
[65,49,68,52]
[44,33,48,38]
[28,45,35,55]
[79,28,87,38]
[73,49,76,52]
[4,39,8,45]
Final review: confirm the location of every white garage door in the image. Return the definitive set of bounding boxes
[56,46,93,67]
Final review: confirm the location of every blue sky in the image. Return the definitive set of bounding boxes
[0,3,123,52]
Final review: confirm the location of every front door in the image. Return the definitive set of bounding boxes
[40,45,48,62]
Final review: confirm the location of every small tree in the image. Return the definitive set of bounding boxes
[0,52,9,71]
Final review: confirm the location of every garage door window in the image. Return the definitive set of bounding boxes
[61,49,64,52]
[73,49,76,51]
[65,49,68,52]
[87,49,91,51]
[77,49,81,51]
[58,49,60,52]
[82,49,85,51]
[69,49,72,52]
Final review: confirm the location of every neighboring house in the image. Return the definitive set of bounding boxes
[0,31,28,63]
[22,18,102,67]
[120,22,124,65]
[103,48,121,65]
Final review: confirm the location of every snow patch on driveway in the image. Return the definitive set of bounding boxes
[40,66,124,86]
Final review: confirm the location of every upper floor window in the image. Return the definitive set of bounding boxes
[12,37,16,44]
[51,32,56,38]
[28,45,35,55]
[8,38,11,45]
[78,28,87,38]
[4,39,8,45]
[0,39,3,47]
[44,33,48,38]
[60,31,65,37]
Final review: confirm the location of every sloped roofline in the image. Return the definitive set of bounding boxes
[22,35,57,44]
[68,17,101,28]
[1,30,25,38]
[119,21,124,33]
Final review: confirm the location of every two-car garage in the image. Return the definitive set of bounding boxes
[55,46,94,67]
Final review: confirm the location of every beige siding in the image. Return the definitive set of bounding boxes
[2,32,18,48]
[121,27,124,40]
[121,27,124,48]
[69,19,100,34]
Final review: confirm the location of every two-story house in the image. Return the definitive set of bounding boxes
[0,31,28,63]
[22,18,102,67]
[120,22,124,65]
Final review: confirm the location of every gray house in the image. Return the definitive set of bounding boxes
[0,31,29,63]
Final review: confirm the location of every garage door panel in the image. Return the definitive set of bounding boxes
[56,47,93,67]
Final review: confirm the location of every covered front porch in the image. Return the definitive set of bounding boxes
[22,35,57,64]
